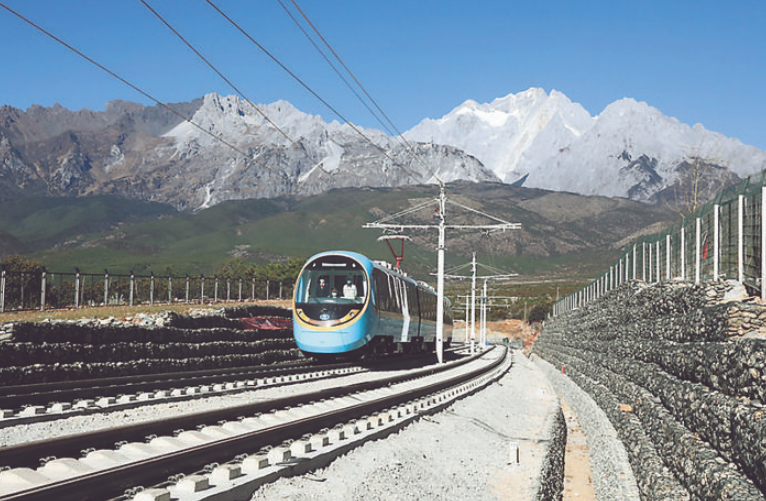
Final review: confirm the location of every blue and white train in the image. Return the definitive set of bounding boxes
[292,250,453,357]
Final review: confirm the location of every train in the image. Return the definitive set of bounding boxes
[292,250,453,357]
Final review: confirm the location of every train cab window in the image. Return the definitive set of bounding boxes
[295,256,367,304]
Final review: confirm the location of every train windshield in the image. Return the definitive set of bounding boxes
[295,255,368,305]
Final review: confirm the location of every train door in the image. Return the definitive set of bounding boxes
[398,278,411,342]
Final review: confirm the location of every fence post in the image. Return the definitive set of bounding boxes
[214,275,219,303]
[150,272,155,306]
[681,225,686,281]
[201,275,205,304]
[185,275,190,304]
[633,244,637,280]
[762,187,766,299]
[75,268,80,308]
[641,245,646,282]
[104,269,109,306]
[168,275,172,305]
[238,278,242,302]
[266,280,270,301]
[227,277,231,302]
[714,204,720,280]
[696,217,701,284]
[279,281,283,300]
[648,243,652,282]
[739,196,745,282]
[0,269,4,313]
[656,240,661,282]
[666,234,671,279]
[129,272,135,307]
[40,269,46,311]
[251,277,256,301]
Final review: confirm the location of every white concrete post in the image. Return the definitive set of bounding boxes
[465,296,470,342]
[762,187,766,298]
[104,270,109,306]
[642,242,646,281]
[696,217,701,284]
[656,240,661,282]
[40,270,46,311]
[739,194,744,284]
[714,204,720,280]
[666,234,671,279]
[681,225,686,281]
[633,244,637,280]
[470,253,477,353]
[436,189,446,362]
[481,280,488,346]
[75,269,80,308]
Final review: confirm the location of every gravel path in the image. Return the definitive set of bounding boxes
[532,354,641,501]
[250,349,562,501]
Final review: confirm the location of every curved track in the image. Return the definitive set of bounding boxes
[0,346,509,501]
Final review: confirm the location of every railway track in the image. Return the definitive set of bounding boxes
[0,360,363,427]
[0,345,509,501]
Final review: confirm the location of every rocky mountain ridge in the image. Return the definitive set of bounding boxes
[2,88,764,210]
[0,94,496,210]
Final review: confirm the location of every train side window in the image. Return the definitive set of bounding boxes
[373,269,390,311]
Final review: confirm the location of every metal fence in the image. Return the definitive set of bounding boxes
[0,269,291,313]
[553,170,766,316]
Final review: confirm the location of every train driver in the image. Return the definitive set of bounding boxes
[343,277,357,298]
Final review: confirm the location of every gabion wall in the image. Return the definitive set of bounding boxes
[534,280,766,500]
[0,306,302,386]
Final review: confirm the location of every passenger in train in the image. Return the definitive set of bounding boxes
[343,277,357,298]
[316,277,330,297]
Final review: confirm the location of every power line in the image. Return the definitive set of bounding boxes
[281,0,442,183]
[276,0,396,137]
[139,0,314,181]
[203,0,424,183]
[0,1,253,161]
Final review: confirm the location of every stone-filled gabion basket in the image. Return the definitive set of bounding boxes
[534,280,766,500]
[0,305,302,386]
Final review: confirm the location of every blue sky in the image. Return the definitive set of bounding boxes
[1,0,765,149]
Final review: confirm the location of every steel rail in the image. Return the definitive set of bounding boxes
[1,346,507,501]
[0,360,352,410]
[0,347,484,470]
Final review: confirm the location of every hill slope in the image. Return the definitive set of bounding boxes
[0,183,677,281]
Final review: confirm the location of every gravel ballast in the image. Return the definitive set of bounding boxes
[250,350,564,501]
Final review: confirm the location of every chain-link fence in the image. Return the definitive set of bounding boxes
[553,170,766,316]
[0,269,291,313]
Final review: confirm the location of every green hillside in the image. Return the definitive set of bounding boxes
[0,183,677,285]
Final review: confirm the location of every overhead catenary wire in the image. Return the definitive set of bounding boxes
[203,0,424,184]
[0,1,255,162]
[279,0,441,184]
[139,0,314,179]
[274,0,397,138]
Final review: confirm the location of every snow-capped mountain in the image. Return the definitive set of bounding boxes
[405,88,766,202]
[1,88,764,210]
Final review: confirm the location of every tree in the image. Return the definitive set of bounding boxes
[1,255,44,309]
[528,304,550,324]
